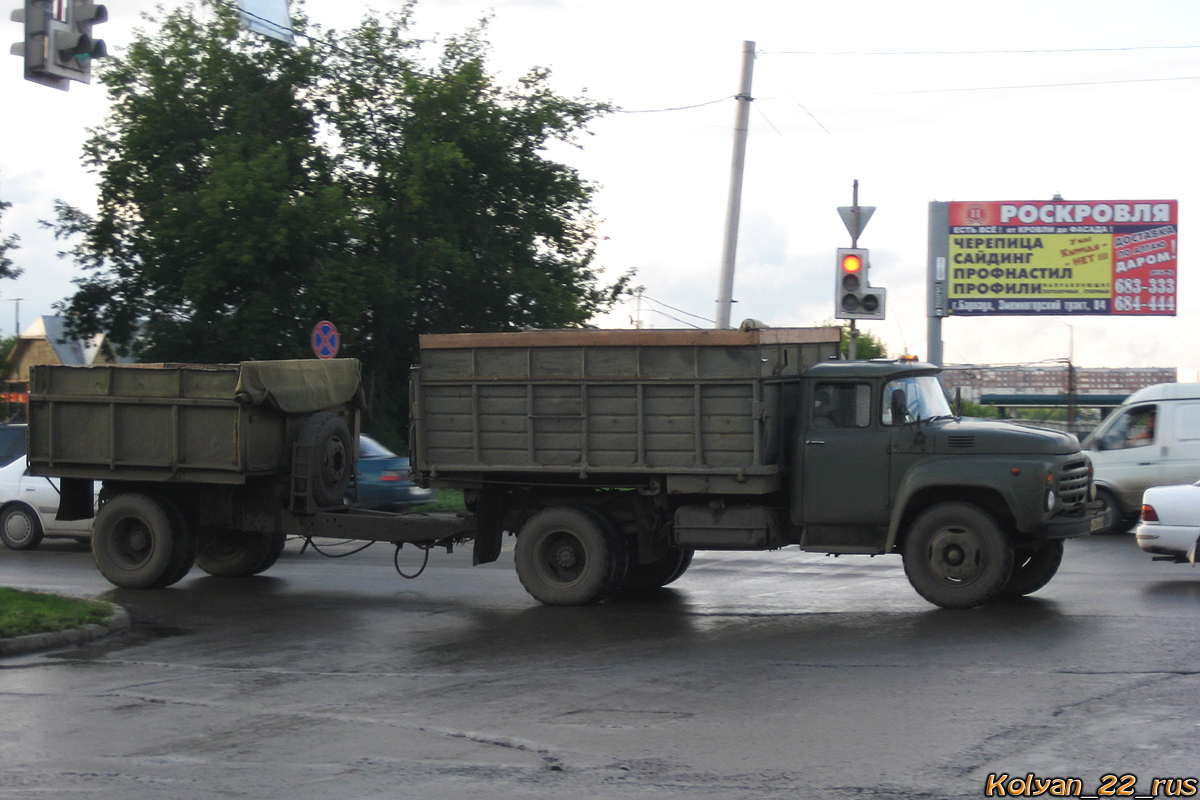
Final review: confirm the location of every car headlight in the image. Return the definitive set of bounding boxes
[1045,490,1057,512]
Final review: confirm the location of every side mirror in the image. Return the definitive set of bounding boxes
[890,388,908,425]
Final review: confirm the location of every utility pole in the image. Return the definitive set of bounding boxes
[714,40,755,330]
[9,298,22,337]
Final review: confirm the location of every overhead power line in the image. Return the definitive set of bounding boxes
[763,44,1200,56]
[830,74,1200,96]
[614,96,734,114]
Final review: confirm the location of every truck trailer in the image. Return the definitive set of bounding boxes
[28,325,1109,609]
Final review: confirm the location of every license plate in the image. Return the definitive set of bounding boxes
[1090,515,1107,532]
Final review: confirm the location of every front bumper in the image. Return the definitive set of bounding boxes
[1045,500,1112,539]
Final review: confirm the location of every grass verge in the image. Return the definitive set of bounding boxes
[422,488,467,513]
[0,587,114,638]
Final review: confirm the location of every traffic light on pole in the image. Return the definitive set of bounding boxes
[9,0,105,89]
[10,0,69,90]
[57,0,106,80]
[835,247,887,320]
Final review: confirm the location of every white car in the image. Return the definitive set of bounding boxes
[0,454,94,550]
[1135,482,1200,565]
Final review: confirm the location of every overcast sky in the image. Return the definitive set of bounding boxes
[3,0,1198,377]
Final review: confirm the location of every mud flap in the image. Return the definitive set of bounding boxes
[472,489,504,565]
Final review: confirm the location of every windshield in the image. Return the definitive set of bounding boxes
[882,375,953,425]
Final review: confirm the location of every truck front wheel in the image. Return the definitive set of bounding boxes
[514,507,626,605]
[1002,540,1064,597]
[902,502,1014,609]
[92,493,194,589]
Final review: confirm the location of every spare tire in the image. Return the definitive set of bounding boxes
[296,412,354,507]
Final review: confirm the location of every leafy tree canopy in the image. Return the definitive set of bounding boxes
[820,321,888,360]
[51,1,628,444]
[0,196,21,281]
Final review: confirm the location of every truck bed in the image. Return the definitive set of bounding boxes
[27,360,360,484]
[411,327,840,494]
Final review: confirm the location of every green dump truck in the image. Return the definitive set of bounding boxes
[410,326,1108,608]
[28,326,1108,609]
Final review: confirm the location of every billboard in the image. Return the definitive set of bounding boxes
[942,200,1178,316]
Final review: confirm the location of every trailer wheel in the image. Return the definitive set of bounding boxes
[156,498,198,587]
[297,412,354,507]
[902,502,1014,609]
[92,493,192,589]
[253,530,288,575]
[1001,540,1064,597]
[623,548,695,591]
[0,504,45,551]
[515,506,626,605]
[195,529,273,577]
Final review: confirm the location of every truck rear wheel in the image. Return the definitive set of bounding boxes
[195,529,274,577]
[1002,540,1064,597]
[623,548,694,590]
[902,502,1014,609]
[92,493,193,589]
[514,506,626,605]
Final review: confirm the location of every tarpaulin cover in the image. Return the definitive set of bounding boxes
[235,359,361,413]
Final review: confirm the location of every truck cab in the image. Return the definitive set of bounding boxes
[789,359,1103,606]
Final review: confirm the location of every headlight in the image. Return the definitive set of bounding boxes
[1045,490,1057,512]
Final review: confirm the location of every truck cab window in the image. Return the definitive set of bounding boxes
[813,383,871,429]
[1095,405,1156,450]
[881,375,953,426]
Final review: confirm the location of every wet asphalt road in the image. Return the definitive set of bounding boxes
[1,533,1198,800]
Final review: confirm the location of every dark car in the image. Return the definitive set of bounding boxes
[347,435,436,512]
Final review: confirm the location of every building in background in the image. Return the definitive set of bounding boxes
[2,316,132,419]
[939,364,1176,404]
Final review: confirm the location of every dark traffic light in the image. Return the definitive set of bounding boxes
[9,0,105,90]
[835,247,887,320]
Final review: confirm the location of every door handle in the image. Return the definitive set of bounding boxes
[806,440,826,446]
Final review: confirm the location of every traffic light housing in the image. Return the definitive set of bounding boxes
[59,0,106,80]
[10,0,105,90]
[835,247,887,320]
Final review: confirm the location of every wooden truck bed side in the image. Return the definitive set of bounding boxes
[411,326,840,494]
[27,359,361,485]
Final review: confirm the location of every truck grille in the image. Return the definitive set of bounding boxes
[1058,458,1090,506]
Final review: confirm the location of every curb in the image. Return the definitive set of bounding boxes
[0,606,131,659]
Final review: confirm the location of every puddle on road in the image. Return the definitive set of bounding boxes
[45,624,192,661]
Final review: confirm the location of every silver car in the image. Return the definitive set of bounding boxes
[0,428,94,550]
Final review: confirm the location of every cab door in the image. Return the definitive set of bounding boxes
[799,380,892,530]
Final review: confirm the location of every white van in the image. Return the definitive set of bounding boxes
[1083,383,1200,533]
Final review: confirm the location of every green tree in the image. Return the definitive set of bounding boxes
[52,3,354,362]
[320,14,627,439]
[830,323,888,360]
[51,2,626,445]
[0,196,21,280]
